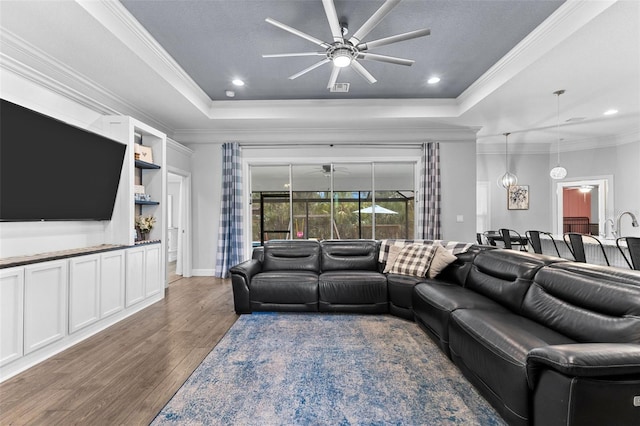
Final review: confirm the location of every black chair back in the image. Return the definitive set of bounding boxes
[526,230,561,257]
[499,228,527,251]
[526,230,541,253]
[499,228,512,249]
[617,237,640,270]
[563,233,610,266]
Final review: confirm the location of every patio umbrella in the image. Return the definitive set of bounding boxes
[355,205,398,214]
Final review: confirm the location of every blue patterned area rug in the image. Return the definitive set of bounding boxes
[152,313,506,425]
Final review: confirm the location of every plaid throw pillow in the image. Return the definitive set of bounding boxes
[388,243,438,277]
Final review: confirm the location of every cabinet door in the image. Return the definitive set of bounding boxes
[69,255,100,334]
[145,244,163,297]
[101,250,125,317]
[0,267,24,366]
[24,260,68,355]
[125,247,145,307]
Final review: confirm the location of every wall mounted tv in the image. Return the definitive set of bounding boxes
[0,99,127,221]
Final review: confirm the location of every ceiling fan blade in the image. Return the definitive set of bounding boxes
[348,0,401,45]
[327,65,341,89]
[288,58,331,80]
[351,60,377,84]
[358,52,414,66]
[265,18,330,48]
[263,52,326,58]
[321,0,344,43]
[357,28,430,51]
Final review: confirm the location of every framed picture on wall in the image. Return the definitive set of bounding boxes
[508,185,529,210]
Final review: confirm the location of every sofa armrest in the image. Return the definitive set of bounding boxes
[230,258,262,282]
[526,343,640,388]
[229,259,262,314]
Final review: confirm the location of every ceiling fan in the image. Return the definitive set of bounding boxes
[262,0,430,89]
[305,164,350,176]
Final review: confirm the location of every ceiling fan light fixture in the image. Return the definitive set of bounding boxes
[331,48,353,67]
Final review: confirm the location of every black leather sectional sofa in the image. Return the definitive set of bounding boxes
[229,239,640,426]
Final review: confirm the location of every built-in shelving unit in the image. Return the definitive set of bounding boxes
[101,116,167,249]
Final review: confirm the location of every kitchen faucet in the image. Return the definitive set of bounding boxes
[615,211,639,238]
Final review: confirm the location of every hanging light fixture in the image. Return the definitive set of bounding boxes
[550,89,567,179]
[498,132,518,189]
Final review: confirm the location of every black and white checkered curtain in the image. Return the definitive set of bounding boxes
[215,143,244,278]
[417,142,441,239]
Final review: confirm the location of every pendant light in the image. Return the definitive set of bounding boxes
[498,132,518,189]
[550,89,567,179]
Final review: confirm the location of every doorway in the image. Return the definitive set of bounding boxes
[167,168,192,283]
[555,176,614,237]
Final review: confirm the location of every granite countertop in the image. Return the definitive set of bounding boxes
[0,243,150,269]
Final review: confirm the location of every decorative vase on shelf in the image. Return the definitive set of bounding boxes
[141,232,149,241]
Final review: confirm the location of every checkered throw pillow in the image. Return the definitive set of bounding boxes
[388,243,439,277]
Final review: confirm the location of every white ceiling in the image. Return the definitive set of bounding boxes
[0,0,638,150]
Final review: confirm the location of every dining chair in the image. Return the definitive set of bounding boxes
[563,233,610,266]
[525,230,561,257]
[616,237,640,270]
[499,228,527,251]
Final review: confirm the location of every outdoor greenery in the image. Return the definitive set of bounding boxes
[252,191,414,244]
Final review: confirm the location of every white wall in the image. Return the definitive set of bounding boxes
[476,139,640,237]
[188,144,223,276]
[477,151,552,233]
[439,141,478,242]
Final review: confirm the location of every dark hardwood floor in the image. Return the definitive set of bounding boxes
[0,276,238,425]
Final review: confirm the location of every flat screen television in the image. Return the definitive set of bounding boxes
[0,99,127,221]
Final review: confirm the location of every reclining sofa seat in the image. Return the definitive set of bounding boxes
[318,240,387,313]
[231,240,321,313]
[523,262,640,426]
[414,248,640,426]
[413,249,564,357]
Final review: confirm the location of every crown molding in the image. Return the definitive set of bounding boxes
[167,138,194,156]
[172,125,480,145]
[0,28,173,134]
[477,129,639,155]
[457,0,617,115]
[77,0,212,117]
[556,130,640,152]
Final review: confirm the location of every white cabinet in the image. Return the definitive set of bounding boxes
[0,268,24,367]
[100,250,125,318]
[145,244,162,297]
[69,254,100,334]
[125,244,164,306]
[24,260,67,355]
[125,247,145,307]
[1,246,163,380]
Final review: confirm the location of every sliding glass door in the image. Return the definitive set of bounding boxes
[250,161,415,245]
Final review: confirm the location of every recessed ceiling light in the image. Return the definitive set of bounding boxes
[603,109,618,116]
[427,77,440,84]
[225,90,235,98]
[232,79,245,87]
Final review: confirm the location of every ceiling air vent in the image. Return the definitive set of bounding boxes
[330,83,350,93]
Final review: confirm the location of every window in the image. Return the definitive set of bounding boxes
[250,162,415,244]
